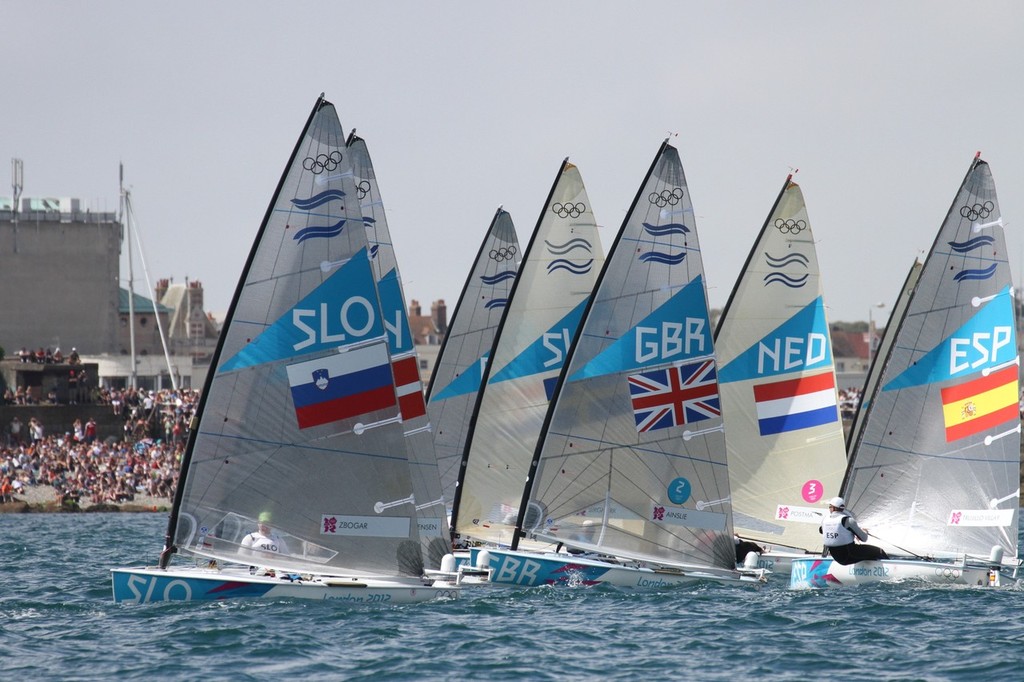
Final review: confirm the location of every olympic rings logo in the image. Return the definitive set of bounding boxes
[489,245,518,262]
[302,151,343,174]
[648,188,684,207]
[960,201,994,221]
[552,202,586,219]
[774,218,807,234]
[357,180,371,199]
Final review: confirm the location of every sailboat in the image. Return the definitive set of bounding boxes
[450,159,604,556]
[346,132,450,570]
[111,95,458,603]
[714,176,848,574]
[484,141,764,587]
[791,154,1021,588]
[424,208,521,512]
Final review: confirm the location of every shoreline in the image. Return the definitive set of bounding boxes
[0,484,170,513]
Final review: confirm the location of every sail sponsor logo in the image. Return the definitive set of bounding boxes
[940,364,1018,442]
[378,269,414,355]
[287,344,396,429]
[949,327,1013,375]
[718,297,832,383]
[757,334,828,375]
[635,319,707,364]
[652,504,727,531]
[752,371,838,436]
[431,353,488,401]
[628,359,720,432]
[947,508,1015,527]
[775,505,825,524]
[292,298,376,352]
[570,276,711,380]
[321,514,411,537]
[884,287,1016,390]
[489,299,588,383]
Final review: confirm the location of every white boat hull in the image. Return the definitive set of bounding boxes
[789,557,1008,589]
[480,548,763,588]
[111,566,459,604]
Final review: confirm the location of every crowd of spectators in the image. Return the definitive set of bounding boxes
[0,388,200,507]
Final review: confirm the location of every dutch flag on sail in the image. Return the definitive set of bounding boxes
[286,344,396,430]
[752,370,838,436]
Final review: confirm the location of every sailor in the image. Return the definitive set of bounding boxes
[241,511,288,556]
[734,536,764,564]
[819,497,888,565]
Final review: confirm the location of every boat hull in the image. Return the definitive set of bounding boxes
[111,566,459,604]
[789,557,1003,589]
[482,548,760,588]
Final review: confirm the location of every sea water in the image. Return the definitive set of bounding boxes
[2,513,1024,681]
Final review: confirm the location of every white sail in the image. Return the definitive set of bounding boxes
[521,143,735,570]
[454,160,604,547]
[346,133,449,569]
[166,98,427,577]
[425,208,520,511]
[843,155,1019,562]
[714,178,847,552]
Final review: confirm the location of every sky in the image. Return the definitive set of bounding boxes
[4,1,1023,328]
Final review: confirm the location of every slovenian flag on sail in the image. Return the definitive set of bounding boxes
[753,371,838,436]
[940,365,1019,442]
[286,344,396,430]
[392,355,427,420]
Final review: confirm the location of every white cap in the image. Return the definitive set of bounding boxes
[829,497,845,509]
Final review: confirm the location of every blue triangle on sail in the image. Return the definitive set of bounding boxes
[718,296,833,384]
[883,285,1016,391]
[569,276,712,381]
[378,268,414,355]
[489,298,589,384]
[431,353,489,401]
[219,248,384,372]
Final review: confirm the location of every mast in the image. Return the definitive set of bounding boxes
[713,174,793,340]
[11,158,22,254]
[120,163,138,390]
[511,141,669,549]
[159,95,329,567]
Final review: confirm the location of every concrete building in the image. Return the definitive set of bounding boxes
[0,197,120,354]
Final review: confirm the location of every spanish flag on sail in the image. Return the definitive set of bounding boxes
[940,365,1019,442]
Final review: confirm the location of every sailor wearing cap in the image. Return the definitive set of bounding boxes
[819,497,888,565]
[241,511,289,556]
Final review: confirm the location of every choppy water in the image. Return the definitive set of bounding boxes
[3,513,1024,680]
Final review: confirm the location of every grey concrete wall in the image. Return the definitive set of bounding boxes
[0,215,120,355]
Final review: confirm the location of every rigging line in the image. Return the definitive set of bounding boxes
[865,533,929,561]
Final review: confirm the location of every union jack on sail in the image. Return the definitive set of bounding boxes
[627,359,720,433]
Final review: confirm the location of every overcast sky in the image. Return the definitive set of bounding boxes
[4,1,1023,328]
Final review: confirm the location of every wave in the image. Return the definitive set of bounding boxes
[953,264,997,282]
[642,222,689,237]
[763,272,809,288]
[764,252,809,268]
[293,219,346,243]
[547,258,594,275]
[290,189,346,210]
[484,298,508,310]
[480,270,517,285]
[362,216,376,225]
[544,238,593,255]
[639,251,686,265]
[369,244,379,259]
[948,235,995,253]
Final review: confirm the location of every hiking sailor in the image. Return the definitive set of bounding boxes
[819,497,889,565]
